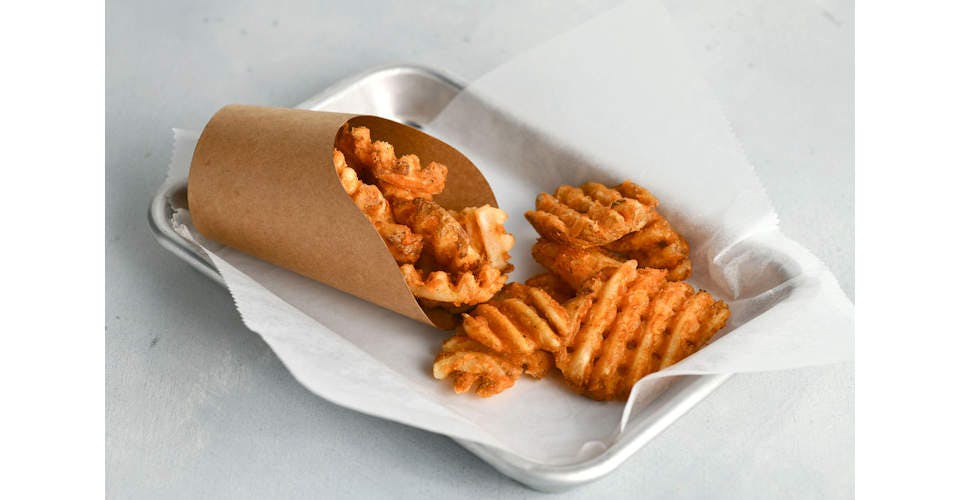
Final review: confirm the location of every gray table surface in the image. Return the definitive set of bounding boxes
[106,0,853,497]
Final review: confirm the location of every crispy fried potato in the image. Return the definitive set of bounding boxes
[370,141,448,201]
[434,335,522,397]
[606,219,691,281]
[400,263,506,307]
[524,272,576,303]
[524,183,654,248]
[333,148,362,192]
[496,283,572,343]
[556,261,638,389]
[339,125,448,201]
[349,183,392,224]
[464,303,538,353]
[604,181,692,281]
[555,261,729,401]
[333,149,422,264]
[513,349,554,379]
[433,334,554,397]
[462,283,570,354]
[455,205,515,272]
[433,283,571,397]
[394,198,482,272]
[334,125,375,181]
[374,222,424,265]
[531,239,624,290]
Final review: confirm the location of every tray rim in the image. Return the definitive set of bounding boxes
[149,63,732,492]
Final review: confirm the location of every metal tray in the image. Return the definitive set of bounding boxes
[150,64,732,492]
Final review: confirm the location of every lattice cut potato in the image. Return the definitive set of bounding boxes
[461,283,571,355]
[399,263,506,307]
[455,205,515,272]
[524,183,653,248]
[531,238,624,290]
[333,148,422,264]
[555,260,729,401]
[433,335,554,397]
[603,181,691,281]
[338,125,448,201]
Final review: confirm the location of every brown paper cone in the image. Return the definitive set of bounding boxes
[187,104,498,329]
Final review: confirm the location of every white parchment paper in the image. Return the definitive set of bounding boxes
[166,0,852,465]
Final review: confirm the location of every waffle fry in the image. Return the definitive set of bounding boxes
[336,130,722,401]
[341,132,516,310]
[434,283,568,397]
[434,335,522,397]
[524,183,653,248]
[394,198,483,272]
[462,283,570,354]
[531,239,625,290]
[455,205,515,272]
[337,124,376,170]
[524,272,576,303]
[333,149,423,264]
[604,181,692,281]
[433,334,553,397]
[338,125,448,201]
[555,261,729,401]
[400,263,506,307]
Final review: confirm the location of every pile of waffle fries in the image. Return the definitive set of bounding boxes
[335,127,729,401]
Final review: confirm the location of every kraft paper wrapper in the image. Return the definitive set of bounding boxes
[187,104,498,328]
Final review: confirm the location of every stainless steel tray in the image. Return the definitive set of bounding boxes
[150,64,732,492]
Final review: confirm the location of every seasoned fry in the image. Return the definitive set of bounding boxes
[434,335,522,397]
[604,181,692,281]
[338,125,448,201]
[333,149,422,264]
[394,198,482,272]
[375,223,425,265]
[433,334,553,397]
[338,132,722,401]
[371,141,448,201]
[342,134,516,310]
[555,261,729,401]
[524,183,653,248]
[556,261,639,389]
[462,283,570,354]
[455,205,515,272]
[497,283,572,342]
[434,283,569,397]
[524,272,576,304]
[400,263,506,307]
[531,239,624,290]
[334,124,375,181]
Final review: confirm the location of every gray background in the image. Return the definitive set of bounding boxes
[107,0,853,498]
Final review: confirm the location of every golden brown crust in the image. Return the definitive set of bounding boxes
[394,198,482,273]
[454,205,515,273]
[524,183,654,248]
[555,261,729,401]
[373,222,424,265]
[400,263,506,307]
[496,283,572,342]
[604,181,692,281]
[461,283,571,354]
[434,283,571,397]
[371,143,448,202]
[339,139,718,400]
[531,239,625,290]
[434,335,522,397]
[339,125,448,201]
[333,148,423,264]
[524,272,577,303]
[395,199,515,310]
[433,334,556,397]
